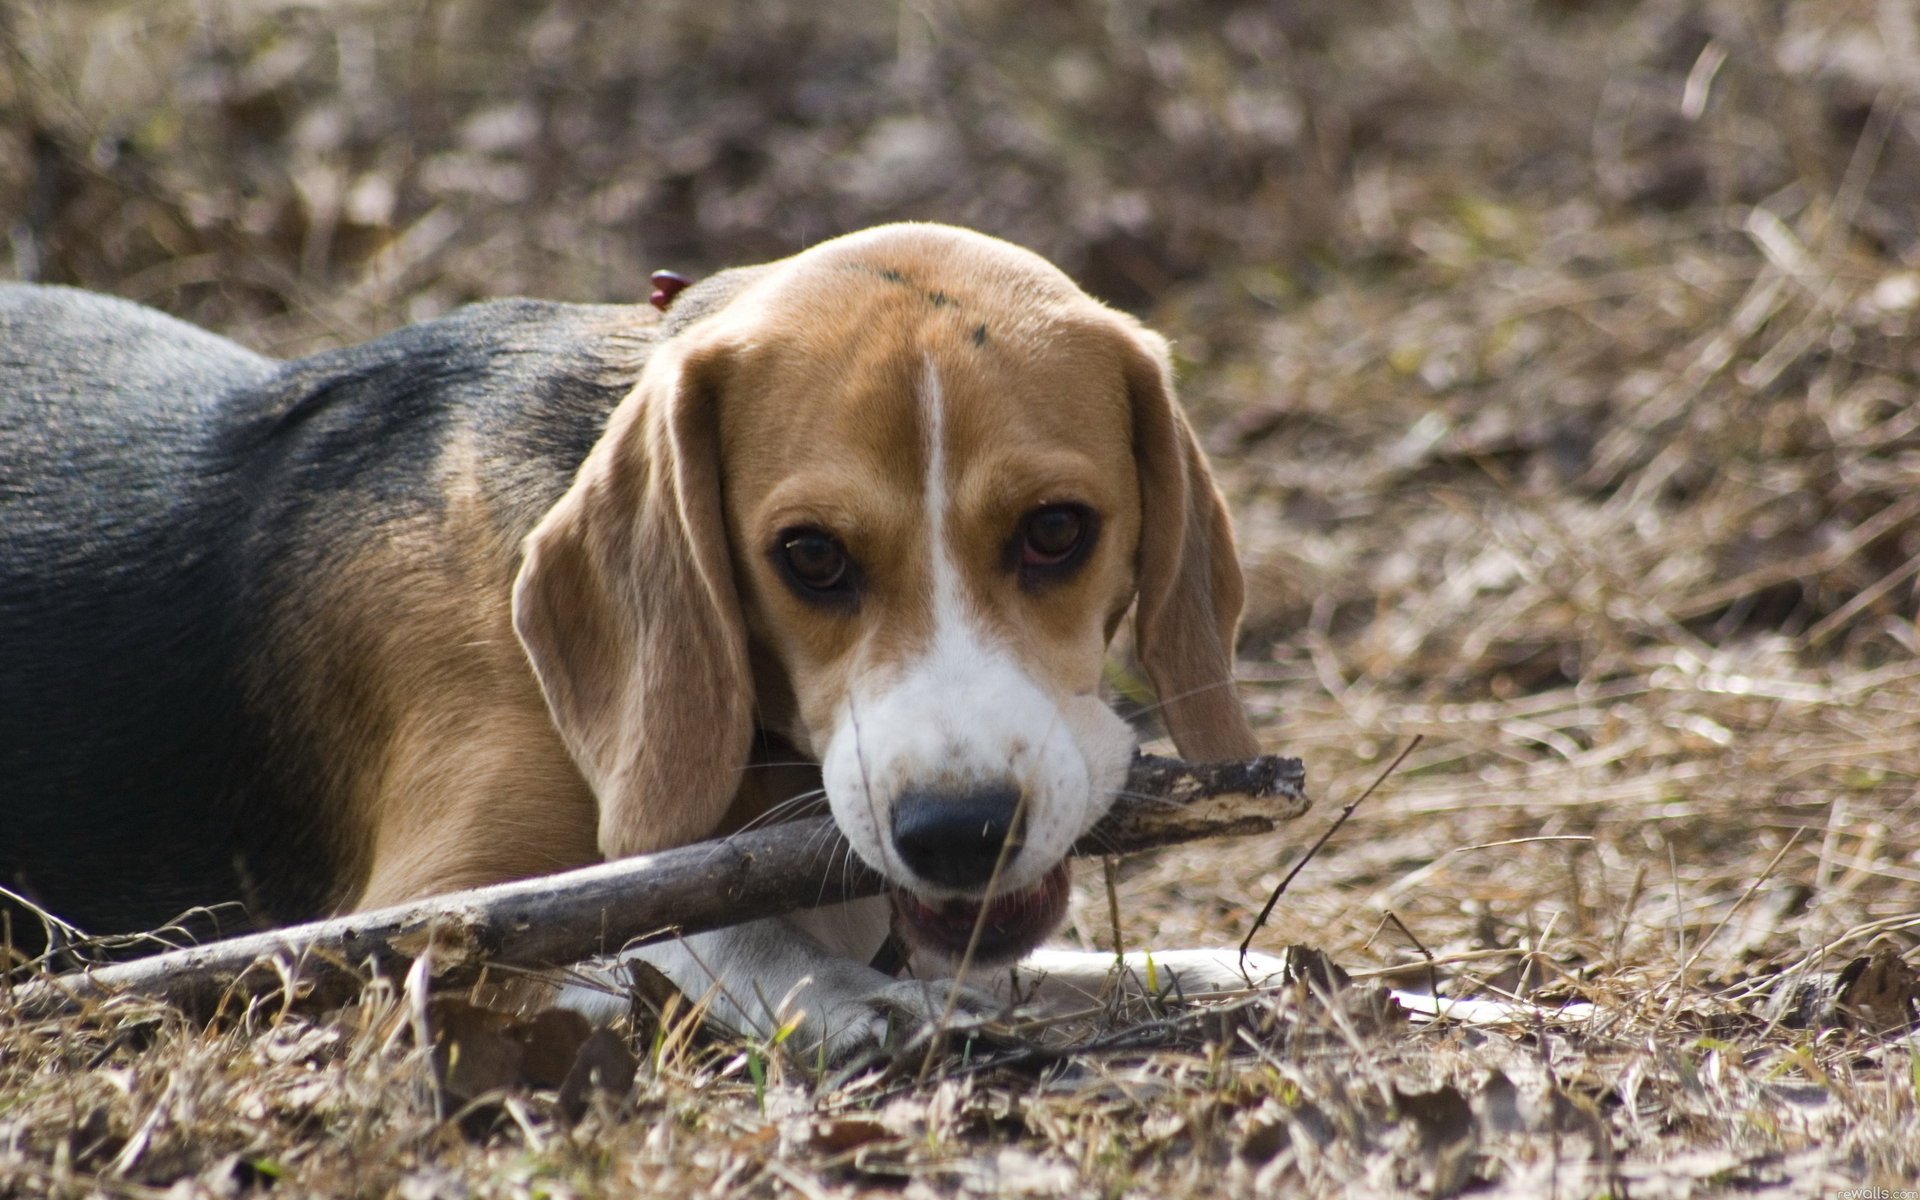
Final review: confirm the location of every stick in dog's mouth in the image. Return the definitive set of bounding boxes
[16,753,1306,1021]
[889,862,1072,965]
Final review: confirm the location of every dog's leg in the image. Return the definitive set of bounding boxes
[557,896,996,1061]
[982,947,1295,1014]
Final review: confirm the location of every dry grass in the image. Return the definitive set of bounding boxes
[5,0,1920,1195]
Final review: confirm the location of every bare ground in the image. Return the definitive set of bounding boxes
[3,1,1918,1196]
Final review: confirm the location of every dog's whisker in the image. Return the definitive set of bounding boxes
[812,835,857,908]
[804,818,845,868]
[847,694,893,885]
[840,839,861,907]
[1110,675,1243,720]
[721,788,831,838]
[698,793,833,872]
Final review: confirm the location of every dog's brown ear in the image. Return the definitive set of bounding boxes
[1123,325,1261,761]
[512,338,753,859]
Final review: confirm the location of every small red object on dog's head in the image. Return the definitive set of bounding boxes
[649,270,693,311]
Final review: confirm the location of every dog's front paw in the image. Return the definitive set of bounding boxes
[803,973,1002,1063]
[551,915,1010,1066]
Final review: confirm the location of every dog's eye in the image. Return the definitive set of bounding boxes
[1023,507,1084,565]
[1014,504,1096,583]
[779,530,852,592]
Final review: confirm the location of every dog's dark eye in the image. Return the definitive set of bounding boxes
[778,529,852,593]
[1023,507,1085,565]
[1013,504,1097,585]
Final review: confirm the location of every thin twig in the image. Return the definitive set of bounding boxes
[1238,735,1423,964]
[1384,910,1442,1011]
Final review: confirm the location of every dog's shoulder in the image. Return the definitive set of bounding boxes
[224,298,657,496]
[1,288,660,603]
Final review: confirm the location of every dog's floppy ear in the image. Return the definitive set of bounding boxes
[512,338,753,859]
[1122,325,1261,761]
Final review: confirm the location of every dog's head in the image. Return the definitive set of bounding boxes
[514,224,1256,963]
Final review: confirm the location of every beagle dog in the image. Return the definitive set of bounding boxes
[1,224,1265,1056]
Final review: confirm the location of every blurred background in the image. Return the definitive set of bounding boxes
[4,0,1918,1017]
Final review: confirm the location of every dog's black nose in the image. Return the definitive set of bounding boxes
[891,784,1023,889]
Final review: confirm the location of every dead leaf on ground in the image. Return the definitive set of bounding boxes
[804,1116,899,1157]
[1763,948,1920,1033]
[1832,948,1920,1033]
[1393,1083,1477,1197]
[556,1028,639,1122]
[428,997,631,1119]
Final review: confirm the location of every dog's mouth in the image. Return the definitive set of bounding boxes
[889,862,1071,965]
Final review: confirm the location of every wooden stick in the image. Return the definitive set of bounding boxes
[11,753,1306,1018]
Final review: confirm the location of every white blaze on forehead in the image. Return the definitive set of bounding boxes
[817,356,1135,897]
[920,355,963,633]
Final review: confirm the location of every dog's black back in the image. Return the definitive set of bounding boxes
[0,285,646,954]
